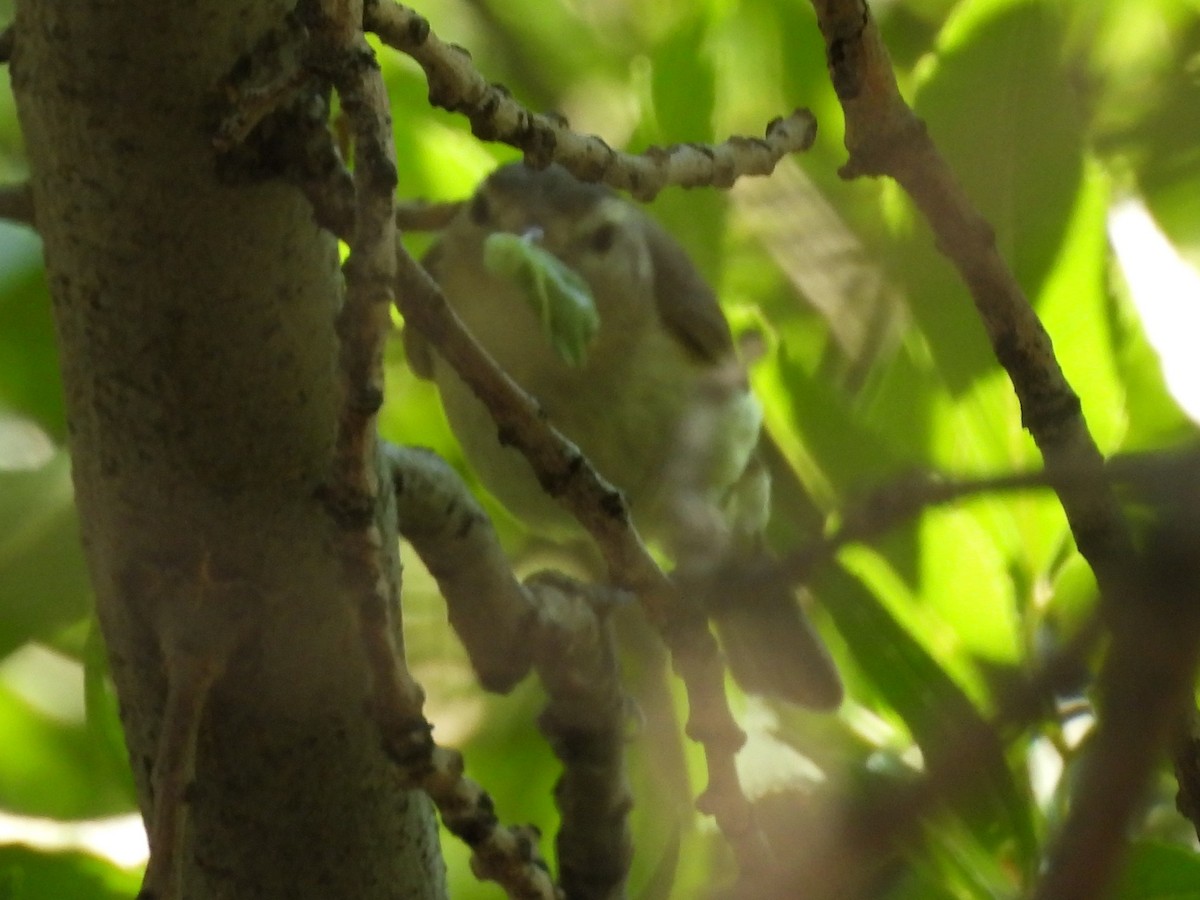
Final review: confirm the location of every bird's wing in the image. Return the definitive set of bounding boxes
[643,218,735,364]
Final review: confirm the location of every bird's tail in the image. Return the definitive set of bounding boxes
[705,558,843,709]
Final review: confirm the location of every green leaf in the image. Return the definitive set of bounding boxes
[1037,161,1127,450]
[770,344,907,504]
[1113,840,1200,899]
[483,232,599,367]
[914,507,1019,664]
[0,677,136,818]
[817,560,1038,867]
[0,846,140,900]
[0,225,65,440]
[650,16,714,143]
[0,452,91,659]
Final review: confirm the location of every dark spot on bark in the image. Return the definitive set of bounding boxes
[406,13,430,46]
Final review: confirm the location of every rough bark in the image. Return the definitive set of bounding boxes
[11,0,444,895]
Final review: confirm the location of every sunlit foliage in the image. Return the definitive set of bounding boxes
[1,0,1198,896]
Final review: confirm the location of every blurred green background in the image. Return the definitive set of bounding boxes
[2,0,1200,896]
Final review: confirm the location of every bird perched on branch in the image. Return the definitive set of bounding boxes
[404,162,842,709]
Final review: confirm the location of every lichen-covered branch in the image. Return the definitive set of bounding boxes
[388,446,630,897]
[387,445,641,895]
[363,0,816,201]
[409,743,558,899]
[387,442,535,692]
[526,572,633,899]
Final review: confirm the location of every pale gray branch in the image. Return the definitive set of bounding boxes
[365,1,816,201]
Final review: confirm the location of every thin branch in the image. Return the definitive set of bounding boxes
[527,573,633,900]
[297,11,561,899]
[319,14,397,512]
[134,553,254,900]
[420,744,563,899]
[806,3,1179,896]
[219,10,563,898]
[807,0,1136,597]
[758,614,1105,898]
[387,442,535,692]
[363,0,817,201]
[779,451,1198,586]
[392,238,769,872]
[137,649,224,900]
[396,198,462,231]
[385,446,646,898]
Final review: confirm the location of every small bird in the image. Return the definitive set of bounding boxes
[405,162,842,709]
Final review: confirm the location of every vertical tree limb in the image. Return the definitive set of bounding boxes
[12,1,444,894]
[805,3,1194,897]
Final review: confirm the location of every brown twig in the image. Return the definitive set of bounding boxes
[392,240,769,872]
[420,744,563,899]
[363,0,817,201]
[808,0,1136,593]
[218,8,565,897]
[778,456,1158,587]
[527,573,633,900]
[292,0,427,741]
[396,198,462,231]
[806,3,1184,896]
[134,553,254,900]
[306,8,562,897]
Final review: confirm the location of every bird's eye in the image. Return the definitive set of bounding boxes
[588,222,616,253]
[469,192,492,227]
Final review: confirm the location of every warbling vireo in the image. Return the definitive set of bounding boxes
[405,162,842,709]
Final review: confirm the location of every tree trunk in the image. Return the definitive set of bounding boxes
[11,0,444,895]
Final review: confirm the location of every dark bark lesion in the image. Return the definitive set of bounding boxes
[0,180,35,228]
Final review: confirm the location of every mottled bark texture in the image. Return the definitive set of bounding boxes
[11,1,445,895]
